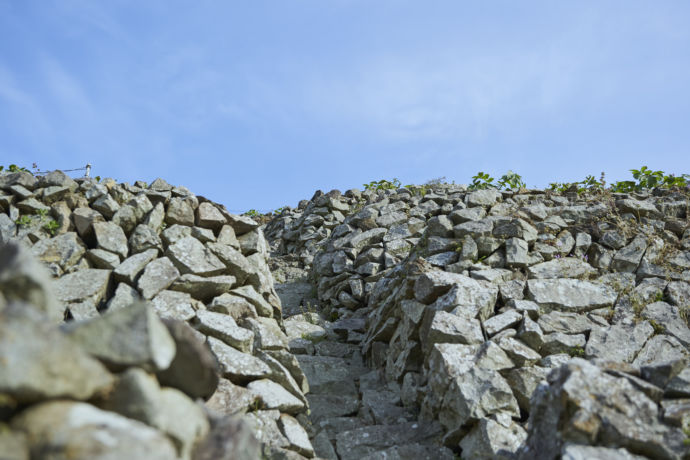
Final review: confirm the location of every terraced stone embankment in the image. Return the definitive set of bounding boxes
[266,183,690,459]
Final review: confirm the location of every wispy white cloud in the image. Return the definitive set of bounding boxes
[41,56,94,120]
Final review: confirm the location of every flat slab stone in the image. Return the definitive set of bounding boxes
[150,290,198,321]
[527,279,617,313]
[30,232,85,271]
[336,422,443,460]
[92,221,128,259]
[196,310,254,353]
[137,257,180,300]
[166,236,226,276]
[54,268,111,307]
[207,337,272,384]
[247,379,305,414]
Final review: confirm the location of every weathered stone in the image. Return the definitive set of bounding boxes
[54,268,111,309]
[335,422,443,460]
[0,303,113,403]
[111,204,138,234]
[92,193,120,219]
[92,221,128,259]
[540,332,586,356]
[228,284,274,317]
[205,377,257,416]
[527,278,617,313]
[135,257,178,299]
[170,274,236,302]
[247,379,305,414]
[642,301,690,348]
[505,237,529,268]
[484,310,523,336]
[225,212,259,236]
[241,317,289,350]
[207,337,272,384]
[30,231,85,271]
[611,235,648,273]
[466,189,502,207]
[197,202,227,230]
[0,171,37,190]
[129,223,163,254]
[113,248,158,284]
[633,334,689,368]
[196,310,254,353]
[86,248,121,269]
[459,417,527,460]
[207,242,255,284]
[11,400,178,459]
[421,310,484,353]
[106,282,140,311]
[585,322,654,363]
[0,241,63,322]
[71,206,105,237]
[504,365,550,411]
[278,414,314,457]
[166,236,226,276]
[519,358,685,460]
[527,257,597,279]
[208,292,259,320]
[242,409,290,450]
[561,444,649,460]
[496,336,542,367]
[193,414,261,460]
[165,196,195,226]
[63,301,176,372]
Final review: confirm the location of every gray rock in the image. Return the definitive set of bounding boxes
[224,212,259,236]
[278,414,314,457]
[667,281,690,308]
[527,258,597,279]
[149,289,198,321]
[156,318,219,400]
[208,292,259,320]
[113,248,158,284]
[207,242,255,284]
[242,409,290,449]
[0,303,113,403]
[505,237,529,267]
[459,417,527,460]
[561,444,649,460]
[496,336,542,367]
[92,193,120,219]
[228,284,275,317]
[54,268,111,308]
[421,310,484,353]
[466,189,502,207]
[247,379,305,414]
[336,422,443,460]
[92,221,128,259]
[111,204,138,234]
[137,257,180,300]
[484,310,523,336]
[519,358,685,460]
[197,202,227,230]
[0,429,28,460]
[162,223,193,246]
[517,314,545,350]
[193,415,261,460]
[170,274,237,302]
[72,207,106,238]
[196,310,254,353]
[633,334,689,368]
[360,443,455,460]
[527,278,617,313]
[129,224,163,254]
[504,365,550,411]
[30,232,85,271]
[642,301,690,348]
[166,236,226,276]
[611,235,648,273]
[64,301,176,372]
[240,317,289,350]
[207,337,272,384]
[454,219,494,238]
[11,400,178,460]
[540,332,586,356]
[0,171,37,190]
[106,282,140,311]
[165,196,195,226]
[296,355,358,396]
[585,322,654,363]
[493,218,538,243]
[86,248,121,269]
[128,193,154,221]
[205,377,257,416]
[0,241,63,322]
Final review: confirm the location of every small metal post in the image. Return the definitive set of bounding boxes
[85,163,91,178]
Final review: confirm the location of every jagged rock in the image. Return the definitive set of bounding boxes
[540,332,586,356]
[278,414,315,457]
[30,231,85,272]
[54,268,112,313]
[420,310,484,353]
[166,236,227,276]
[100,367,210,460]
[137,257,180,299]
[504,365,550,411]
[585,322,654,363]
[484,309,523,336]
[633,335,689,368]
[166,196,195,226]
[459,417,527,460]
[113,248,158,284]
[0,241,63,322]
[561,444,649,460]
[207,337,272,384]
[11,400,178,460]
[170,274,237,302]
[248,379,305,414]
[193,415,261,460]
[526,257,597,279]
[243,409,291,449]
[0,303,113,403]
[224,212,259,236]
[208,292,259,320]
[206,377,257,416]
[129,224,163,254]
[156,319,219,400]
[642,302,690,348]
[197,202,227,230]
[196,310,254,353]
[611,235,648,273]
[63,301,176,372]
[106,282,140,311]
[92,221,129,259]
[86,248,121,269]
[228,284,275,317]
[241,317,289,350]
[537,310,599,334]
[519,358,686,460]
[527,278,616,313]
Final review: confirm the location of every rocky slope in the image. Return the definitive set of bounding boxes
[1,170,690,459]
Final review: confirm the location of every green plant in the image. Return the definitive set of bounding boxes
[1,164,31,174]
[43,219,60,236]
[569,346,585,357]
[497,170,526,190]
[95,176,101,182]
[649,319,665,335]
[273,206,288,215]
[363,178,401,191]
[468,172,495,190]
[36,208,49,218]
[654,291,664,302]
[404,184,429,197]
[14,215,32,226]
[243,209,261,217]
[612,166,689,192]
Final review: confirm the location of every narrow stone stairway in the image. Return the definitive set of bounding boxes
[272,258,454,460]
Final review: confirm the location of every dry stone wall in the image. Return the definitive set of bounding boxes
[0,170,315,459]
[268,183,690,459]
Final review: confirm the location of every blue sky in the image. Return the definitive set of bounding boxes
[1,1,688,212]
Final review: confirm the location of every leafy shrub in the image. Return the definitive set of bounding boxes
[468,172,495,190]
[43,219,60,236]
[363,178,401,191]
[243,209,261,217]
[497,170,526,190]
[14,215,32,226]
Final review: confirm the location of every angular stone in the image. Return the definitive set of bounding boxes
[228,284,274,317]
[54,268,111,308]
[111,204,138,234]
[242,409,290,449]
[207,337,272,384]
[197,202,227,230]
[12,401,178,459]
[540,332,586,356]
[63,301,176,372]
[196,310,254,353]
[611,235,648,273]
[129,223,163,254]
[30,231,85,271]
[170,274,236,302]
[165,197,195,226]
[247,379,305,414]
[459,417,527,460]
[0,241,63,322]
[527,279,617,313]
[484,310,523,336]
[505,237,529,268]
[71,207,105,238]
[520,358,685,460]
[585,322,654,363]
[225,212,259,236]
[296,355,357,395]
[166,236,226,276]
[466,189,502,207]
[148,289,197,321]
[137,257,179,300]
[240,317,289,350]
[421,310,484,354]
[92,221,128,259]
[633,335,689,368]
[207,242,255,284]
[113,248,158,284]
[208,292,259,320]
[560,444,649,460]
[496,336,542,367]
[0,303,113,404]
[526,258,597,279]
[642,301,690,348]
[162,223,192,246]
[92,193,120,218]
[205,378,258,416]
[504,365,550,411]
[0,171,37,190]
[192,415,261,460]
[278,414,314,457]
[454,219,494,238]
[106,282,140,311]
[86,248,121,269]
[493,218,538,243]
